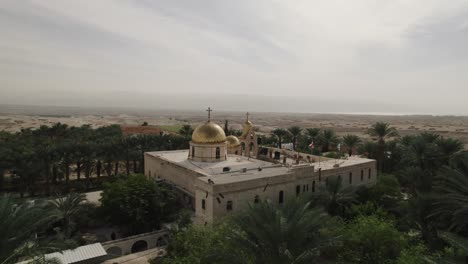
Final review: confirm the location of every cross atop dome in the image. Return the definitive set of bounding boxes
[206,107,213,121]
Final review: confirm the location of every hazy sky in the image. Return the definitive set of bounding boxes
[1,1,468,115]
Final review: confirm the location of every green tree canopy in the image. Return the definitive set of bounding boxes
[100,174,182,234]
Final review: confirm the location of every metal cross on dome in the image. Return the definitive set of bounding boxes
[206,107,213,121]
[246,112,250,121]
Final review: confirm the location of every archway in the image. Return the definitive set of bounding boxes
[156,236,168,247]
[106,246,122,256]
[241,142,246,156]
[131,240,148,253]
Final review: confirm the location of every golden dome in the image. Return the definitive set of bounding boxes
[226,135,241,148]
[192,121,227,144]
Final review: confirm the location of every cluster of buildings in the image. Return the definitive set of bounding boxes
[145,108,377,224]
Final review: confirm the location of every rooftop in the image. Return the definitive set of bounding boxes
[146,150,375,185]
[146,150,292,184]
[314,156,375,171]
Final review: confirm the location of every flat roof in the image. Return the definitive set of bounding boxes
[18,243,107,264]
[314,156,375,171]
[146,150,292,184]
[146,150,375,185]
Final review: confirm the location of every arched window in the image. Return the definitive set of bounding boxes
[279,191,284,204]
[202,199,206,210]
[192,147,195,158]
[361,170,364,181]
[349,172,353,184]
[319,168,322,182]
[368,168,372,179]
[296,185,301,196]
[226,201,233,211]
[216,147,220,159]
[254,195,260,203]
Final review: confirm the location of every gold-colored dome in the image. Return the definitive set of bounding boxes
[192,121,227,144]
[226,135,241,148]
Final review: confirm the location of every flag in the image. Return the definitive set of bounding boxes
[308,142,314,149]
[337,143,341,151]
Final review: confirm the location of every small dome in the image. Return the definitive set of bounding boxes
[226,135,241,148]
[192,121,227,144]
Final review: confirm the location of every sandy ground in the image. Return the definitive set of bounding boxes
[1,105,468,148]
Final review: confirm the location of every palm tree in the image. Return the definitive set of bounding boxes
[305,128,320,144]
[179,124,193,140]
[287,126,303,151]
[271,128,288,149]
[312,175,358,216]
[436,137,464,165]
[342,134,362,156]
[0,195,60,263]
[368,122,398,172]
[431,164,468,233]
[49,193,86,238]
[318,129,339,153]
[210,198,330,264]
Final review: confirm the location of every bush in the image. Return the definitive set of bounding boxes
[396,244,429,264]
[160,224,232,264]
[338,215,407,263]
[100,174,182,234]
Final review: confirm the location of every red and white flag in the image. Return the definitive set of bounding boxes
[308,142,315,149]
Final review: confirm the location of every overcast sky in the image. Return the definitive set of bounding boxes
[1,0,468,115]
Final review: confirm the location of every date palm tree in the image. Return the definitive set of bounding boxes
[49,193,86,238]
[319,129,339,153]
[209,198,330,264]
[305,128,320,144]
[287,126,303,151]
[271,128,288,149]
[342,134,362,156]
[431,163,468,233]
[0,195,60,264]
[312,175,359,217]
[368,122,398,172]
[179,124,194,140]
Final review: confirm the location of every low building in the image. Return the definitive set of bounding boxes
[144,109,377,224]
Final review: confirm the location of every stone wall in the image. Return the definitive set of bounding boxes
[101,230,169,258]
[145,153,207,196]
[194,165,317,224]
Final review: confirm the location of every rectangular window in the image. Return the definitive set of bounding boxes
[349,172,353,184]
[202,199,206,210]
[368,168,371,179]
[296,185,301,196]
[227,201,233,211]
[312,181,315,192]
[319,168,322,182]
[279,191,284,204]
[303,185,306,192]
